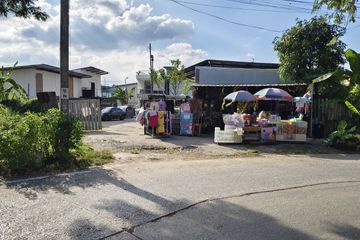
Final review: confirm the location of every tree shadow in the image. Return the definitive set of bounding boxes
[68,218,117,240]
[328,224,360,240]
[132,199,316,240]
[5,168,174,207]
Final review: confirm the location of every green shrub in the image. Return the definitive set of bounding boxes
[326,120,360,151]
[43,109,83,164]
[0,106,50,173]
[0,107,83,174]
[1,99,45,113]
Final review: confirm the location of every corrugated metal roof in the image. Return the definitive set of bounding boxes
[193,83,307,87]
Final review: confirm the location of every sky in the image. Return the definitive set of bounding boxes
[1,0,360,85]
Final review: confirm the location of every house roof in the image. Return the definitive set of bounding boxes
[77,66,109,75]
[3,64,91,78]
[185,59,280,78]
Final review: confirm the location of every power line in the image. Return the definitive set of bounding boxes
[168,0,283,33]
[223,0,312,12]
[177,1,311,13]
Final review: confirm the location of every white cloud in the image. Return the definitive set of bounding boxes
[0,0,206,84]
[19,1,194,50]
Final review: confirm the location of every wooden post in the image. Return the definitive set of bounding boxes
[60,0,69,113]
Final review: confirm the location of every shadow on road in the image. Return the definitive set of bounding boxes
[329,224,360,240]
[5,168,173,206]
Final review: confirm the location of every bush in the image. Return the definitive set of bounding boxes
[43,109,83,164]
[1,99,45,113]
[326,120,360,151]
[0,107,83,174]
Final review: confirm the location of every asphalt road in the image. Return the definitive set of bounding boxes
[0,154,360,240]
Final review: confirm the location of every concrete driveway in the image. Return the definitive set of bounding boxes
[1,153,360,240]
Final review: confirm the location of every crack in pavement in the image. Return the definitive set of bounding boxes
[98,180,360,240]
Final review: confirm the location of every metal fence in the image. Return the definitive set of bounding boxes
[68,99,102,130]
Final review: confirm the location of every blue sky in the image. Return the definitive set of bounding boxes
[0,0,359,84]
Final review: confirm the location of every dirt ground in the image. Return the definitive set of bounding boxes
[84,120,342,164]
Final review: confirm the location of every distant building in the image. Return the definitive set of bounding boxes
[102,82,138,106]
[4,64,108,98]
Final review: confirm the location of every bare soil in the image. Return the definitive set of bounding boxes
[84,120,343,164]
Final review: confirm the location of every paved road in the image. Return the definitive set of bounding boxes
[0,154,359,240]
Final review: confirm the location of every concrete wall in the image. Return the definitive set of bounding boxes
[11,69,37,98]
[196,67,282,85]
[74,70,102,97]
[11,69,83,98]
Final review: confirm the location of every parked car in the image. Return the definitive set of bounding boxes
[119,105,136,118]
[101,107,126,121]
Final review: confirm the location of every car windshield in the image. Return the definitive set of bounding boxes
[101,107,112,114]
[119,106,127,111]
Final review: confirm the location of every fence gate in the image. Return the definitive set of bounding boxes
[68,99,102,130]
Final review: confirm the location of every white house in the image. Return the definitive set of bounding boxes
[5,64,108,99]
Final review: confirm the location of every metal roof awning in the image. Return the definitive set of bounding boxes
[193,83,307,87]
[79,66,109,75]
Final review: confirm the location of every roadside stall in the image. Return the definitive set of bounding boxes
[214,91,255,144]
[215,88,309,144]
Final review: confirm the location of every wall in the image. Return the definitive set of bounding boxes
[74,70,102,97]
[11,69,37,98]
[196,67,282,85]
[11,69,83,98]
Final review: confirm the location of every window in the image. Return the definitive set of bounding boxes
[144,80,152,94]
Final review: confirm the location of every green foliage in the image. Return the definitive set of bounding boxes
[345,101,360,116]
[313,0,357,24]
[0,0,48,21]
[71,144,113,168]
[273,16,346,84]
[152,59,191,96]
[0,64,27,102]
[0,108,83,174]
[1,99,44,113]
[327,120,359,150]
[313,47,360,109]
[112,87,135,105]
[43,109,83,163]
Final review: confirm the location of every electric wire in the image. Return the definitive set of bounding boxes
[168,0,284,33]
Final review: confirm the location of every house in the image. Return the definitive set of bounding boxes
[4,64,108,99]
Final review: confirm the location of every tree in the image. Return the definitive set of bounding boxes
[112,87,136,105]
[273,16,346,84]
[0,0,48,21]
[313,0,358,24]
[0,65,27,102]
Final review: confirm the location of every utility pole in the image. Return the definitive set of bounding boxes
[124,77,128,103]
[60,0,69,113]
[149,43,154,94]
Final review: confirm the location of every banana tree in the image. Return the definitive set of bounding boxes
[0,64,27,102]
[312,48,360,116]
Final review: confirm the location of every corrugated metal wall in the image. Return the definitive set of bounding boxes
[197,67,281,85]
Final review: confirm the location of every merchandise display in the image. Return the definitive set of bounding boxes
[180,113,193,135]
[276,120,307,142]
